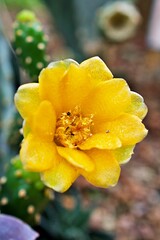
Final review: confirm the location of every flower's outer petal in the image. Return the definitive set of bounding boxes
[78,133,121,150]
[113,145,135,164]
[95,113,148,145]
[39,62,67,115]
[32,101,56,141]
[41,158,79,192]
[22,120,31,138]
[20,134,58,172]
[82,78,131,122]
[14,83,40,120]
[81,149,120,188]
[60,59,110,112]
[80,56,113,81]
[57,147,95,172]
[60,57,113,112]
[126,92,148,120]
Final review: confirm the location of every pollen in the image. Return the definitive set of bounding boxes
[54,106,93,148]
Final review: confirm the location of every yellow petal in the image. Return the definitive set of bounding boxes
[32,101,56,141]
[95,113,148,145]
[81,78,131,122]
[22,120,31,138]
[39,57,113,114]
[113,145,135,164]
[20,134,58,172]
[78,133,121,150]
[60,57,112,112]
[39,62,67,115]
[126,92,148,119]
[57,147,94,172]
[41,158,79,192]
[80,56,113,81]
[81,149,120,188]
[14,83,40,120]
[60,63,89,111]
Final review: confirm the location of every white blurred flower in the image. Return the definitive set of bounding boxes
[97,1,141,42]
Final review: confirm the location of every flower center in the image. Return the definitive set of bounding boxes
[54,106,93,148]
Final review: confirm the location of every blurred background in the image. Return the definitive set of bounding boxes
[0,0,160,239]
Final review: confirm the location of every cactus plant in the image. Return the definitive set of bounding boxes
[0,21,19,175]
[41,190,91,240]
[7,110,23,153]
[40,189,114,240]
[43,0,86,61]
[0,156,53,226]
[13,10,48,81]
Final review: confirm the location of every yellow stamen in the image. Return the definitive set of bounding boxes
[54,106,93,148]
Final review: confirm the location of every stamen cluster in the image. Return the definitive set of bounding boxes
[55,106,93,148]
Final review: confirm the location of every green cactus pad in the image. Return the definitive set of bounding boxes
[7,110,23,153]
[13,10,49,81]
[0,156,53,225]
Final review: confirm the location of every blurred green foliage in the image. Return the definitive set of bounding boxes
[3,0,41,9]
[0,22,18,174]
[41,190,91,240]
[43,0,86,62]
[40,190,115,240]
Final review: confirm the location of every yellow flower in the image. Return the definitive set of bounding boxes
[14,57,148,192]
